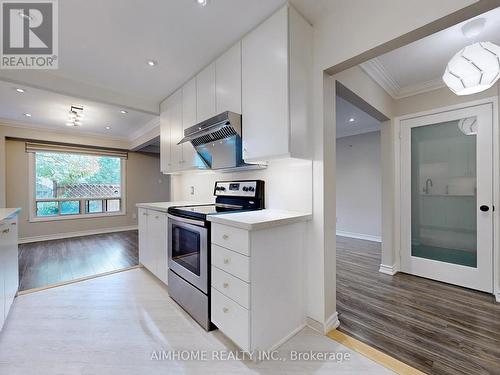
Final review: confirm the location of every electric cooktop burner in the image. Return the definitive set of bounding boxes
[167,180,265,221]
[168,204,244,220]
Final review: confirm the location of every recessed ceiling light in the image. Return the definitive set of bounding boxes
[105,126,111,130]
[348,117,355,123]
[15,88,26,93]
[24,113,32,117]
[120,110,128,114]
[196,0,208,6]
[147,60,158,67]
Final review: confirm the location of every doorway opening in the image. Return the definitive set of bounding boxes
[330,5,500,374]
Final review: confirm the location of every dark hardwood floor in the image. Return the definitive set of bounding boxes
[337,235,500,375]
[18,231,139,291]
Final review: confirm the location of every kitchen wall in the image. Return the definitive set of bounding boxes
[171,158,313,213]
[5,138,169,241]
[336,131,381,241]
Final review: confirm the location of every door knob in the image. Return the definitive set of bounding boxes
[480,205,489,212]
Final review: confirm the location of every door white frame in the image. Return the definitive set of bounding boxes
[394,96,499,298]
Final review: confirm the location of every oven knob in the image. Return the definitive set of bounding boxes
[248,186,255,192]
[220,186,226,191]
[242,186,248,192]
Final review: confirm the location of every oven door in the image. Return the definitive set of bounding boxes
[168,214,208,293]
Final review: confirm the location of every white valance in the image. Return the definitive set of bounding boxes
[25,142,128,159]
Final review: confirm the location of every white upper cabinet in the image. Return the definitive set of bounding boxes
[159,98,171,173]
[159,4,310,174]
[216,42,242,114]
[242,5,312,162]
[160,86,204,174]
[196,63,216,122]
[182,78,201,168]
[169,89,184,169]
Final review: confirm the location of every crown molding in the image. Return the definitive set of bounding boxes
[361,57,446,100]
[360,58,400,98]
[396,78,446,99]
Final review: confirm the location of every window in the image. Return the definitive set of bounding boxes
[30,149,126,221]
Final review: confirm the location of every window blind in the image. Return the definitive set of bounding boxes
[25,142,128,159]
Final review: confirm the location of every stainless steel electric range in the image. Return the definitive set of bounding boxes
[167,180,265,330]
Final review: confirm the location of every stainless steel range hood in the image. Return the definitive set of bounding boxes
[178,111,254,170]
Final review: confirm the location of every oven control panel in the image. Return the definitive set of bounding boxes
[214,181,258,197]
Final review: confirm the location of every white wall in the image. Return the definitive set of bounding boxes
[336,131,381,241]
[0,124,170,240]
[171,158,313,213]
[310,0,476,328]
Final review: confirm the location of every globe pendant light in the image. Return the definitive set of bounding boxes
[443,41,500,96]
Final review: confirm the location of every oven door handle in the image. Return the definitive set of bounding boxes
[167,214,206,227]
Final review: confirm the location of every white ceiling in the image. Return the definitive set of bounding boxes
[336,96,380,138]
[0,0,289,140]
[362,7,500,99]
[0,81,157,140]
[0,0,286,110]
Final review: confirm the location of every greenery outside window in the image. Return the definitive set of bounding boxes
[29,147,126,221]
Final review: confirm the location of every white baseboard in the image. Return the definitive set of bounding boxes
[268,323,306,351]
[324,312,340,333]
[19,225,138,244]
[379,263,398,276]
[305,317,324,334]
[495,293,500,303]
[336,230,381,243]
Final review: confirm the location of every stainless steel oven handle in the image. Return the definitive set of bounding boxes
[167,214,206,227]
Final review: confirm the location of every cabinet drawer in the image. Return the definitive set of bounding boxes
[212,223,249,255]
[211,266,250,309]
[211,244,250,282]
[211,287,250,351]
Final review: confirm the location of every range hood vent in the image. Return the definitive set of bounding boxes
[191,125,237,147]
[179,111,256,170]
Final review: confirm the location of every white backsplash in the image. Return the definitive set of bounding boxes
[170,158,313,213]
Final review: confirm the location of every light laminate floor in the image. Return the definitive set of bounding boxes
[337,236,500,375]
[0,268,393,375]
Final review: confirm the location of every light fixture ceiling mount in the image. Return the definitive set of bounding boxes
[67,105,83,127]
[443,41,500,96]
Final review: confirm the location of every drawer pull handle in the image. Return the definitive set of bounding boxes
[143,213,148,216]
[155,216,159,219]
[223,307,229,313]
[11,222,16,226]
[223,282,229,288]
[223,258,230,264]
[2,229,9,234]
[222,234,229,240]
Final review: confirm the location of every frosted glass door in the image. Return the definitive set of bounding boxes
[411,120,477,267]
[401,104,493,293]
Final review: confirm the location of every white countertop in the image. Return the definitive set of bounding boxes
[207,209,312,230]
[136,201,209,212]
[0,208,21,222]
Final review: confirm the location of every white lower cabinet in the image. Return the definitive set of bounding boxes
[138,208,168,284]
[210,221,306,352]
[0,214,19,332]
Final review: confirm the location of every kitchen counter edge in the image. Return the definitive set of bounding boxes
[136,201,206,213]
[0,208,21,222]
[207,209,312,231]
